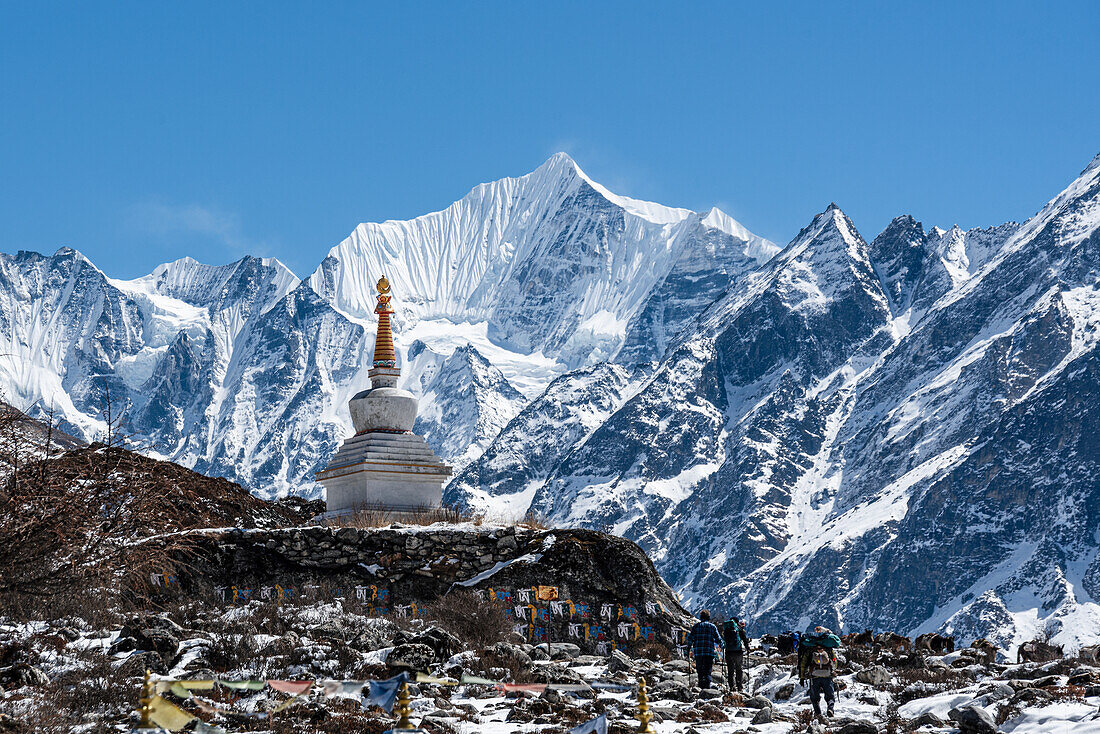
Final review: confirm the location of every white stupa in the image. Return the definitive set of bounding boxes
[317,276,452,515]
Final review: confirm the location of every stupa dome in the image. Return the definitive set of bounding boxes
[349,382,417,433]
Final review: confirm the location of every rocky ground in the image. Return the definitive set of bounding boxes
[2,595,1099,733]
[2,444,1098,732]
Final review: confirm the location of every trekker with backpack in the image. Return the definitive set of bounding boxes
[686,610,723,692]
[798,625,841,720]
[721,617,750,692]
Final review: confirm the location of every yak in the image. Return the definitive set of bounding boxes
[914,633,955,655]
[875,632,911,653]
[971,638,998,666]
[1017,639,1063,664]
[844,629,876,649]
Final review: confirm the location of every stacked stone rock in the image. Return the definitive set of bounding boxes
[167,526,693,654]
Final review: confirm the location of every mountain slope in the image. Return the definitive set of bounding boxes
[0,155,774,498]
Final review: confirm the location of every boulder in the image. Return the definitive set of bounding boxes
[527,645,551,661]
[836,723,877,734]
[0,664,49,688]
[528,663,585,685]
[388,643,436,672]
[1009,687,1053,707]
[911,711,945,728]
[855,665,891,687]
[744,694,772,709]
[119,613,182,661]
[398,627,462,661]
[482,643,532,667]
[544,642,581,660]
[751,706,773,724]
[948,705,997,734]
[653,679,692,702]
[607,649,634,673]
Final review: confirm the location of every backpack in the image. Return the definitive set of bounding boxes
[722,620,744,652]
[810,647,835,678]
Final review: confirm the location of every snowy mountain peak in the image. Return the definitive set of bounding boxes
[119,254,299,308]
[1083,151,1100,175]
[307,155,775,369]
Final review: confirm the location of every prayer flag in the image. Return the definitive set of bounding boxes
[321,679,366,700]
[267,680,314,695]
[169,680,215,699]
[459,674,501,686]
[569,714,608,734]
[415,673,459,686]
[148,694,196,731]
[364,672,408,713]
[497,683,547,694]
[216,679,265,691]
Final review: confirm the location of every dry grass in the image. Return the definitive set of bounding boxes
[328,504,474,529]
[326,503,554,532]
[635,641,673,662]
[886,666,975,705]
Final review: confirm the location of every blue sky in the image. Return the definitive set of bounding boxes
[2,1,1097,278]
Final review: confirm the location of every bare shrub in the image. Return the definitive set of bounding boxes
[467,648,533,684]
[635,641,672,662]
[422,589,512,649]
[886,666,975,705]
[206,633,262,673]
[0,384,192,611]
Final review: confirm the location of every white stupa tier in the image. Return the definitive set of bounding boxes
[317,277,452,515]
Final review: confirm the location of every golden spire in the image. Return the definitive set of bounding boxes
[392,679,416,729]
[635,675,655,733]
[373,275,396,368]
[137,669,154,728]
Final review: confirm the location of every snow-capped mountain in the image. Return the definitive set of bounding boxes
[3,150,1099,653]
[309,152,778,368]
[453,153,1100,652]
[0,153,774,495]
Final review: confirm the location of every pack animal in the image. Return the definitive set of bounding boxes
[1017,640,1063,664]
[971,638,998,666]
[875,632,911,653]
[914,633,955,655]
[1078,645,1100,664]
[843,630,876,649]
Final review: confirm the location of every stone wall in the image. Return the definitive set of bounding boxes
[157,524,694,654]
